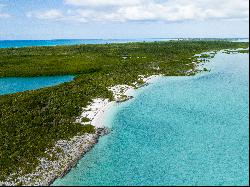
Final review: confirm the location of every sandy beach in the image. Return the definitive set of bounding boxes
[76,74,161,129]
[1,75,161,186]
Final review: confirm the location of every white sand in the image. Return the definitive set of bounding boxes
[3,75,162,185]
[108,85,134,101]
[91,101,115,128]
[76,98,114,128]
[76,75,162,128]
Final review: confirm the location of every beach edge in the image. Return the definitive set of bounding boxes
[1,75,160,186]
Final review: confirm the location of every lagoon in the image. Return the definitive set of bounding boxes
[0,76,74,95]
[53,51,249,186]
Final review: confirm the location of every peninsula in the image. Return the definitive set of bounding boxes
[0,41,248,185]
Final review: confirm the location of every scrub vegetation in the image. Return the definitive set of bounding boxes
[0,41,248,180]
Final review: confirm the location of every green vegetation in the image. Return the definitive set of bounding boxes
[238,49,249,53]
[203,68,209,72]
[222,49,249,54]
[0,41,248,180]
[200,54,211,58]
[81,117,90,123]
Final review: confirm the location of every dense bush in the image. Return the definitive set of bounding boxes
[0,41,248,180]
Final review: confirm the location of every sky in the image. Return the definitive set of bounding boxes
[0,0,249,40]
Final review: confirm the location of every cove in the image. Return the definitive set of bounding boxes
[53,51,249,186]
[0,75,74,95]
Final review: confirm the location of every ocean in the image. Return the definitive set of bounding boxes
[0,38,175,48]
[0,38,248,49]
[53,51,249,186]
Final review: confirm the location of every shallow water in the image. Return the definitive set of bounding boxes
[53,52,249,186]
[0,76,74,95]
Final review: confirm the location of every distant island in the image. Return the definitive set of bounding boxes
[0,40,248,185]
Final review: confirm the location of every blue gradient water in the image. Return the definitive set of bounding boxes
[0,76,74,95]
[1,38,248,48]
[0,39,175,48]
[53,51,249,186]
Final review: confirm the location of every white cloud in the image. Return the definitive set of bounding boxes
[113,0,249,22]
[29,0,249,22]
[64,0,146,7]
[0,3,10,18]
[0,12,10,18]
[27,9,63,20]
[0,4,5,8]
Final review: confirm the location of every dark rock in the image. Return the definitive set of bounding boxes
[96,127,111,136]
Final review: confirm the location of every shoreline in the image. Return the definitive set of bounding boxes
[1,128,109,186]
[2,49,247,186]
[49,50,247,185]
[76,74,161,129]
[1,75,161,186]
[51,75,161,185]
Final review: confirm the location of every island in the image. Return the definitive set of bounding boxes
[0,40,248,185]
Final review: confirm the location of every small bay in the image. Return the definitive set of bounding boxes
[53,51,249,186]
[0,76,74,95]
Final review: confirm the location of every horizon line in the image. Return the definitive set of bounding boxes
[0,37,249,41]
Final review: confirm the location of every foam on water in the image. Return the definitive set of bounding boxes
[53,51,249,186]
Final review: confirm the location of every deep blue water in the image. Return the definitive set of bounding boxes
[0,76,74,95]
[0,38,175,48]
[0,38,248,48]
[53,51,249,186]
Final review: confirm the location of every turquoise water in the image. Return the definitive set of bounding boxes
[53,51,249,186]
[0,38,248,48]
[0,38,175,48]
[0,76,74,95]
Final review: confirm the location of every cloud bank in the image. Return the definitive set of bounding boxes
[28,0,249,22]
[26,9,63,20]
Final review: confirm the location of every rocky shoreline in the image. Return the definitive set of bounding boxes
[1,127,110,186]
[0,75,160,186]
